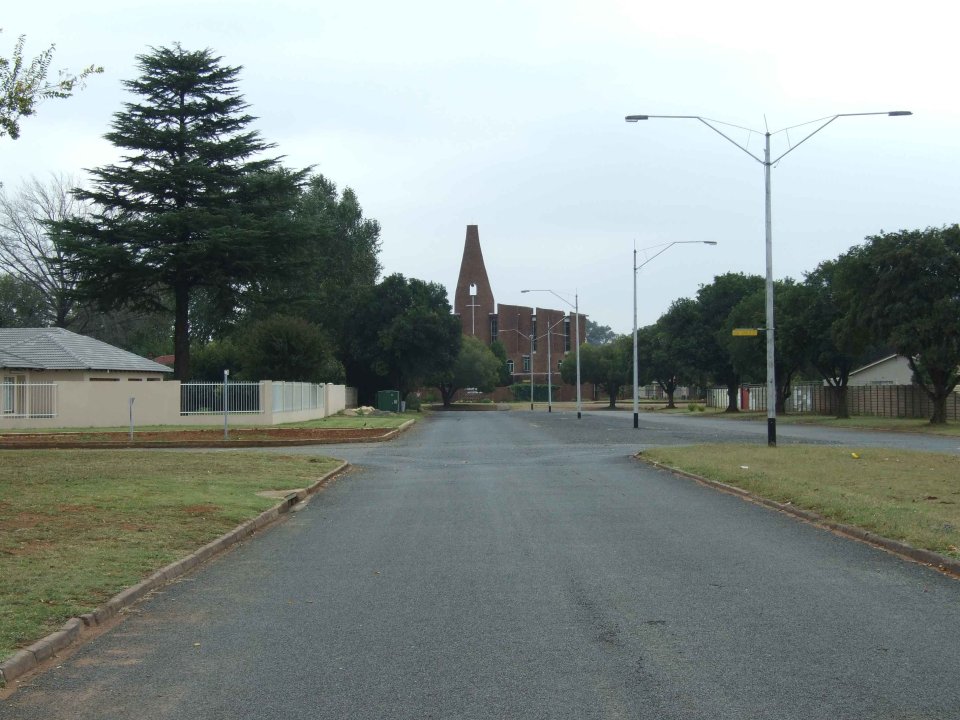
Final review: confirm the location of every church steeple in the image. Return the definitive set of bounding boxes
[454,225,496,342]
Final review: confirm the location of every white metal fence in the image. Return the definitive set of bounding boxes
[272,381,324,413]
[708,382,821,413]
[1,381,57,418]
[180,382,263,415]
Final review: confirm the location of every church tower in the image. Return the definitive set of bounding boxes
[453,225,496,344]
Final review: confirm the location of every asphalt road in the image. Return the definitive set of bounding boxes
[3,410,960,718]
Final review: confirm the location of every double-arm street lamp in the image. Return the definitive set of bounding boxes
[633,241,717,429]
[544,315,570,413]
[522,289,582,419]
[625,110,911,446]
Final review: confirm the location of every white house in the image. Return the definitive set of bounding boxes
[1,327,350,428]
[2,328,173,421]
[847,355,914,387]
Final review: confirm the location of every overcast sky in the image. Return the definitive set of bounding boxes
[3,1,957,334]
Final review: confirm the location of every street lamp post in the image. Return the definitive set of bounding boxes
[626,110,911,446]
[544,315,568,413]
[632,241,717,429]
[547,320,552,412]
[522,289,582,419]
[529,328,534,410]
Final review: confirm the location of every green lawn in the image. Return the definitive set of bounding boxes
[641,443,960,559]
[0,450,341,661]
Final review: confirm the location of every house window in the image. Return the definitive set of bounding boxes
[490,315,498,343]
[558,359,564,372]
[564,317,571,352]
[507,359,515,374]
[522,355,531,372]
[531,315,537,352]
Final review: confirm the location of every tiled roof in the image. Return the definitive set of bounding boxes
[0,328,173,373]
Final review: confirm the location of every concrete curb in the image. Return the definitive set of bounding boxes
[0,460,350,688]
[0,421,417,450]
[635,454,960,578]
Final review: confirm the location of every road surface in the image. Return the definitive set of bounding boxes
[3,410,959,718]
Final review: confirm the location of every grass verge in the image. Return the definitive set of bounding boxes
[282,413,415,429]
[641,443,960,560]
[645,407,960,436]
[0,450,340,661]
[0,414,414,435]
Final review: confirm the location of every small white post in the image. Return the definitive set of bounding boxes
[223,369,230,441]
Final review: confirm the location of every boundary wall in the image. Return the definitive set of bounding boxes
[0,381,354,430]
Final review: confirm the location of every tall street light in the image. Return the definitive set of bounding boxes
[633,241,717,429]
[522,289,582,419]
[545,315,568,413]
[625,110,911,446]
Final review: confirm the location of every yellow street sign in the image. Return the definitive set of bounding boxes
[732,328,759,337]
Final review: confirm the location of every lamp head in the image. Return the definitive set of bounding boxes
[625,115,649,122]
[888,110,912,116]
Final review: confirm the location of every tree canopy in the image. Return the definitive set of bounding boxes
[433,335,501,406]
[586,319,617,345]
[637,297,702,407]
[839,225,960,423]
[695,272,764,411]
[344,274,462,403]
[236,315,343,384]
[562,335,631,408]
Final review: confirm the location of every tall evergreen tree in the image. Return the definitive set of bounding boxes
[57,45,305,379]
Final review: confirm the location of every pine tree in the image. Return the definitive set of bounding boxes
[58,45,305,379]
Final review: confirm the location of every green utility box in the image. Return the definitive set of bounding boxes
[376,390,401,412]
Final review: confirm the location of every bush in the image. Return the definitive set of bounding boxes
[237,315,344,383]
[190,339,244,381]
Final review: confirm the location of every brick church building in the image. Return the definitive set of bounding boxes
[453,225,587,401]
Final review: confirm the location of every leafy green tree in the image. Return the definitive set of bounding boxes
[242,174,381,334]
[0,31,102,140]
[637,298,702,408]
[56,45,305,380]
[433,335,501,406]
[562,335,631,408]
[694,272,765,412]
[586,319,617,345]
[721,279,817,413]
[189,337,243,381]
[488,339,513,386]
[839,225,960,424]
[0,272,45,326]
[236,315,343,383]
[803,259,879,418]
[344,274,462,403]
